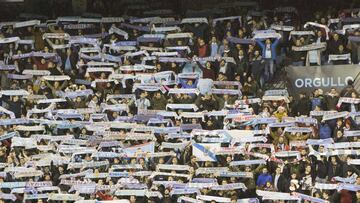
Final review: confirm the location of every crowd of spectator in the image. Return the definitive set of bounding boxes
[0,1,360,203]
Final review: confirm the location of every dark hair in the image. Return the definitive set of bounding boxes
[347,79,354,86]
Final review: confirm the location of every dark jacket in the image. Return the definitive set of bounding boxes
[294,97,311,116]
[324,94,339,110]
[3,96,23,118]
[273,174,288,192]
[235,57,249,75]
[151,95,168,110]
[327,160,343,180]
[195,96,219,111]
[250,56,264,80]
[340,85,357,97]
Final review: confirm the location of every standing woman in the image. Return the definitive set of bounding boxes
[350,91,360,113]
[209,36,219,57]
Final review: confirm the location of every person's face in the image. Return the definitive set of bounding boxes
[317,31,322,37]
[206,62,211,68]
[98,179,104,185]
[278,107,284,113]
[204,94,212,100]
[330,88,337,94]
[220,60,225,66]
[278,136,284,143]
[265,39,271,44]
[291,173,297,179]
[226,31,232,37]
[331,157,337,164]
[320,18,326,24]
[262,168,268,174]
[222,38,228,45]
[276,167,281,174]
[337,131,343,138]
[112,111,119,118]
[297,36,304,44]
[191,157,197,162]
[76,97,82,103]
[191,118,197,124]
[27,85,33,93]
[254,50,260,57]
[85,154,91,161]
[357,177,360,185]
[12,96,19,102]
[339,45,344,52]
[337,120,343,127]
[130,196,136,203]
[313,89,319,96]
[352,92,357,98]
[226,156,232,163]
[211,36,217,43]
[54,81,60,88]
[45,175,51,181]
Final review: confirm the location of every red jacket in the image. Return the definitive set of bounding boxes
[96,191,113,200]
[198,45,208,57]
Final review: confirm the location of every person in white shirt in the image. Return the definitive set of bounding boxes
[135,92,151,111]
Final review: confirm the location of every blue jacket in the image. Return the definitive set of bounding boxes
[256,38,280,60]
[256,173,273,187]
[311,97,322,110]
[319,123,332,139]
